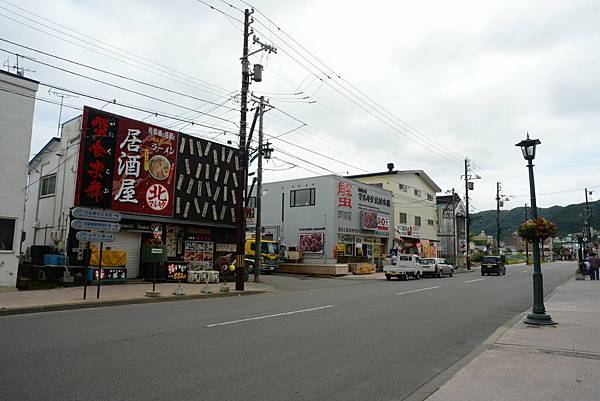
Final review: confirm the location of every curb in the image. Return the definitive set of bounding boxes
[0,289,270,317]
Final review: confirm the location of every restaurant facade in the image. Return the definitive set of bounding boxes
[24,106,241,281]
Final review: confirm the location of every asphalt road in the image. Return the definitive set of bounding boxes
[0,261,575,401]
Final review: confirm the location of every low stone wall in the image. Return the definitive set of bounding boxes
[277,263,349,276]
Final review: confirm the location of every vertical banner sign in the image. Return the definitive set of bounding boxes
[112,120,177,216]
[75,108,118,208]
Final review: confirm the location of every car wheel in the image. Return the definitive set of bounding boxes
[247,264,254,274]
[438,270,443,278]
[449,269,454,277]
[481,271,485,276]
[415,272,421,280]
[386,275,391,281]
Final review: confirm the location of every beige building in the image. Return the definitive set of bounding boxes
[348,164,441,257]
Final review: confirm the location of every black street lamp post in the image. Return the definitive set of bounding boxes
[516,134,555,326]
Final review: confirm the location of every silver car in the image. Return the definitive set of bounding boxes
[420,257,454,278]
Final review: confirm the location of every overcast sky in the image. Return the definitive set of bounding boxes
[2,0,599,211]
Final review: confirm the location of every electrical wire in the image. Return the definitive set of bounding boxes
[0,0,231,95]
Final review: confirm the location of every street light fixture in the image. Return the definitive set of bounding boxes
[515,133,555,326]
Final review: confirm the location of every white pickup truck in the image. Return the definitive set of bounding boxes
[384,254,423,281]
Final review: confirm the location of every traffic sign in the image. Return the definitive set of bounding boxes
[71,219,121,232]
[72,207,121,222]
[76,231,115,242]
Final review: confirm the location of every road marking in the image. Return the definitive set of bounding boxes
[206,305,335,327]
[520,270,529,273]
[464,278,485,283]
[507,273,512,276]
[398,286,440,295]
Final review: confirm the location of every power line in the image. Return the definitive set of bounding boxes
[0,47,238,126]
[0,0,231,95]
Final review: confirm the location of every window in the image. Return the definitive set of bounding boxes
[0,218,16,251]
[427,193,434,201]
[290,188,315,207]
[415,216,421,226]
[371,183,383,188]
[414,189,422,197]
[399,212,407,224]
[427,219,434,226]
[40,174,56,197]
[247,196,256,209]
[399,184,407,192]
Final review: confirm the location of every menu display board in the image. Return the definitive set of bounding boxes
[184,240,213,270]
[166,262,188,281]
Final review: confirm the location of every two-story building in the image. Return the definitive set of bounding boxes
[348,164,441,257]
[0,70,39,290]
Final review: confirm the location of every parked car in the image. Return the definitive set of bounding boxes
[420,258,454,278]
[481,255,506,276]
[384,254,422,281]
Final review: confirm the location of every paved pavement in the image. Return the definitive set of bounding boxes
[0,261,576,401]
[0,281,272,315]
[425,278,600,401]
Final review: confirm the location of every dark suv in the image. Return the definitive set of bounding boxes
[481,256,506,276]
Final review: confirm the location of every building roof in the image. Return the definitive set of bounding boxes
[437,193,462,205]
[0,69,40,85]
[29,137,60,167]
[347,169,442,193]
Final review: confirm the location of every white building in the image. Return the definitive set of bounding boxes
[0,70,39,289]
[258,175,393,265]
[23,116,82,252]
[348,164,442,257]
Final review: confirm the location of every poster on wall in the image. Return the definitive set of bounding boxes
[298,232,324,253]
[75,107,177,217]
[360,211,378,230]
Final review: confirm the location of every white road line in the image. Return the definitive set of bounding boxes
[520,270,529,273]
[398,286,440,295]
[464,278,485,283]
[206,305,335,327]
[507,273,512,276]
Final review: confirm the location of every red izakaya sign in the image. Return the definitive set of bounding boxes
[75,107,177,217]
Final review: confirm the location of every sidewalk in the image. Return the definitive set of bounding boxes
[0,281,273,316]
[423,279,600,401]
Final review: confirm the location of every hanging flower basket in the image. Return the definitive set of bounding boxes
[517,218,557,242]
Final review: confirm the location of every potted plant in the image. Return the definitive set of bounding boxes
[517,218,557,243]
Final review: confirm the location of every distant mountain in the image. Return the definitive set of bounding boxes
[470,200,600,241]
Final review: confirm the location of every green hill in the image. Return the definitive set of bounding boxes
[470,200,600,241]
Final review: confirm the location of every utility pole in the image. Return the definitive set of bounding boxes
[235,8,252,291]
[235,9,276,291]
[464,159,470,269]
[524,203,529,265]
[584,188,592,249]
[254,96,265,283]
[496,182,501,255]
[463,159,481,269]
